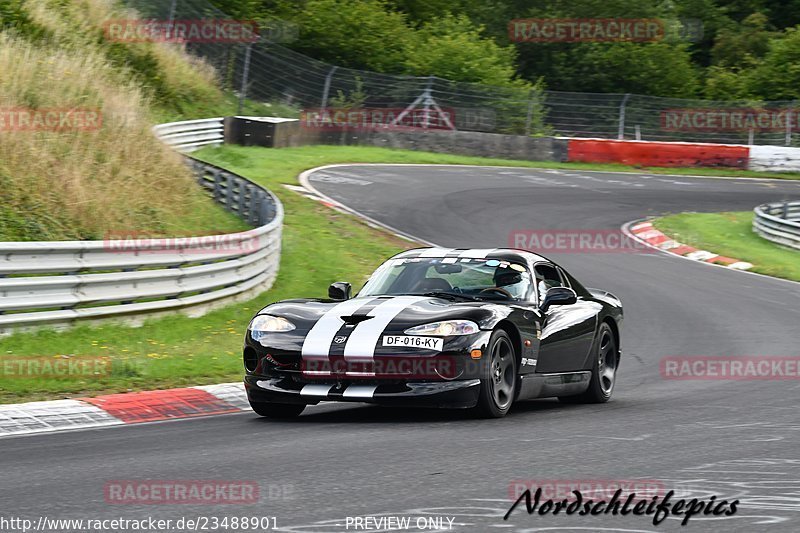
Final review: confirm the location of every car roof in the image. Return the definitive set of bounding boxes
[391,247,551,265]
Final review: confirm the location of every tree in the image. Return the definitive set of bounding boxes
[403,14,521,86]
[704,65,752,99]
[747,26,800,99]
[289,0,412,73]
[710,13,775,69]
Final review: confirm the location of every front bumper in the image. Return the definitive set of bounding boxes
[244,374,481,409]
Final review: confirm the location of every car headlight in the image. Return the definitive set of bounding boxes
[404,320,479,336]
[248,315,295,341]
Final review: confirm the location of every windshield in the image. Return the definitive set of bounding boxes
[359,257,533,300]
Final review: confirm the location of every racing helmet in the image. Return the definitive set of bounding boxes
[492,266,531,299]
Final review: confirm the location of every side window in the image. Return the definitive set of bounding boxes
[534,263,565,300]
[556,267,572,289]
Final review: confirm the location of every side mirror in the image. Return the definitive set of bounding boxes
[328,281,352,301]
[540,287,577,312]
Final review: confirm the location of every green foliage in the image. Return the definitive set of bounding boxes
[704,65,752,99]
[584,43,700,97]
[0,0,48,39]
[329,77,369,108]
[403,14,521,87]
[291,0,412,73]
[205,0,800,100]
[747,26,800,99]
[205,0,266,19]
[526,78,552,136]
[710,13,775,68]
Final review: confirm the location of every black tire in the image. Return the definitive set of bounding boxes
[473,329,517,418]
[559,322,618,404]
[249,401,305,418]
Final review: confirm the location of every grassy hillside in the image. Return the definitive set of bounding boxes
[0,0,264,241]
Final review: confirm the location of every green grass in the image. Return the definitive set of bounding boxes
[152,94,300,124]
[654,211,800,282]
[0,187,250,242]
[3,144,800,403]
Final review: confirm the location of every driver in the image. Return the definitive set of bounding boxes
[492,266,531,299]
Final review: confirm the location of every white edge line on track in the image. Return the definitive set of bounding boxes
[0,410,254,441]
[298,164,441,247]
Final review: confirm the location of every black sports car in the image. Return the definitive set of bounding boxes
[243,248,623,418]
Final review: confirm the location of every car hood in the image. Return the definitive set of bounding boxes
[257,295,507,332]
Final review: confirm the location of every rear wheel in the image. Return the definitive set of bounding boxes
[249,401,305,418]
[474,329,517,418]
[559,322,617,404]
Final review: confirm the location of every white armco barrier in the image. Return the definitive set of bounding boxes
[152,117,224,152]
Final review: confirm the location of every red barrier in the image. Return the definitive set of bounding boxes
[567,139,749,168]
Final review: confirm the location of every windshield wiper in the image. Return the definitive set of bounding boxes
[421,291,481,301]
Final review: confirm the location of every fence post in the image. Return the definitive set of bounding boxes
[212,169,223,203]
[748,128,755,146]
[422,76,434,128]
[786,101,796,147]
[617,94,630,140]
[226,173,236,212]
[165,0,178,40]
[238,180,248,216]
[524,89,536,136]
[320,66,338,109]
[238,43,253,115]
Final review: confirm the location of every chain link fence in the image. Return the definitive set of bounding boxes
[123,0,799,147]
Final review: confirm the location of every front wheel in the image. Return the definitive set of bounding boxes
[559,322,618,404]
[473,329,517,418]
[249,401,305,418]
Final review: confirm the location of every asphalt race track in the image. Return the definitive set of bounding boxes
[3,165,800,532]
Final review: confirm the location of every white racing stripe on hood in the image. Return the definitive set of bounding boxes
[343,296,428,358]
[301,298,372,356]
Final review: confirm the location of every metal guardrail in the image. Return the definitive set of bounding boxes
[0,121,283,333]
[753,201,800,251]
[152,118,224,152]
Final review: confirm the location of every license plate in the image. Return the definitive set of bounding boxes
[382,335,443,351]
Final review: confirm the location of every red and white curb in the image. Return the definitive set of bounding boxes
[626,221,753,271]
[0,383,250,437]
